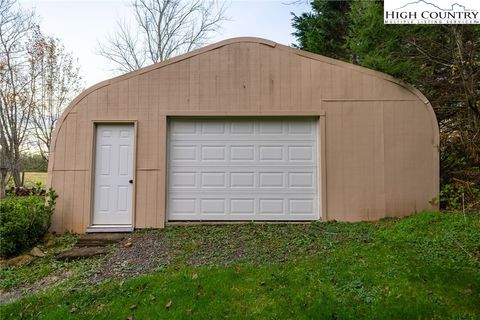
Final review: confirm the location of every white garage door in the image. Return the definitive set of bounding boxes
[167,117,319,221]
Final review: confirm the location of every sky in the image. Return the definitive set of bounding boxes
[19,0,311,87]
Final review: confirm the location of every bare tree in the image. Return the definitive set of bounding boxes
[0,0,37,192]
[98,0,227,73]
[30,36,83,161]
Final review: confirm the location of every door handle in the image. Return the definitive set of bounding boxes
[129,179,133,184]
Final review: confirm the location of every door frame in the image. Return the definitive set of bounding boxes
[88,120,138,231]
[165,115,326,222]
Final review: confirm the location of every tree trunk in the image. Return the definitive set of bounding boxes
[11,168,21,188]
[0,168,8,199]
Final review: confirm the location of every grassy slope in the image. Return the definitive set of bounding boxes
[1,211,479,319]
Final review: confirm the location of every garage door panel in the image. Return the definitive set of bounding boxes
[230,199,255,215]
[288,172,314,188]
[168,194,318,220]
[170,171,197,188]
[230,172,255,187]
[289,199,315,214]
[171,145,197,161]
[230,145,255,161]
[168,117,319,221]
[169,142,316,165]
[169,118,316,142]
[259,199,285,215]
[169,169,316,191]
[259,121,283,134]
[201,146,226,161]
[201,172,227,188]
[171,119,197,134]
[288,121,315,134]
[259,172,284,188]
[231,121,255,134]
[288,146,314,161]
[201,120,226,134]
[169,198,196,215]
[200,199,226,214]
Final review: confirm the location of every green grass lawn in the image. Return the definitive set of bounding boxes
[6,172,48,188]
[22,172,47,187]
[1,211,479,319]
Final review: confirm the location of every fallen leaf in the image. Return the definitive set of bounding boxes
[96,304,105,311]
[70,307,78,313]
[127,317,134,320]
[165,300,173,309]
[192,273,198,280]
[129,304,137,310]
[149,294,156,301]
[124,241,133,248]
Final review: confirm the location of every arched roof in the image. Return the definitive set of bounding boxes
[48,37,439,175]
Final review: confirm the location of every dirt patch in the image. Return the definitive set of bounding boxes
[90,223,336,282]
[2,223,343,303]
[91,232,169,282]
[0,270,73,304]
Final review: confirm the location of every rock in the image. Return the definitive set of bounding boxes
[124,239,133,248]
[30,247,46,257]
[56,247,110,261]
[45,239,56,248]
[0,254,34,267]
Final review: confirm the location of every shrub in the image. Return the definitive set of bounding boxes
[440,181,480,212]
[6,182,46,197]
[0,189,58,258]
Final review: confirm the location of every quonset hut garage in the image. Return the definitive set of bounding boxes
[47,38,439,233]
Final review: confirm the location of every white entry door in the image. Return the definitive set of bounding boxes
[93,124,134,225]
[167,117,319,221]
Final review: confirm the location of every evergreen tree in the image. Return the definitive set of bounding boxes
[292,0,480,208]
[292,0,352,61]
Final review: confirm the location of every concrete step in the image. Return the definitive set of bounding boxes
[76,233,127,247]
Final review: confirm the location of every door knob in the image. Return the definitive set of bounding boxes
[129,179,133,184]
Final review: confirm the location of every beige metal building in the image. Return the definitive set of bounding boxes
[47,37,439,233]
